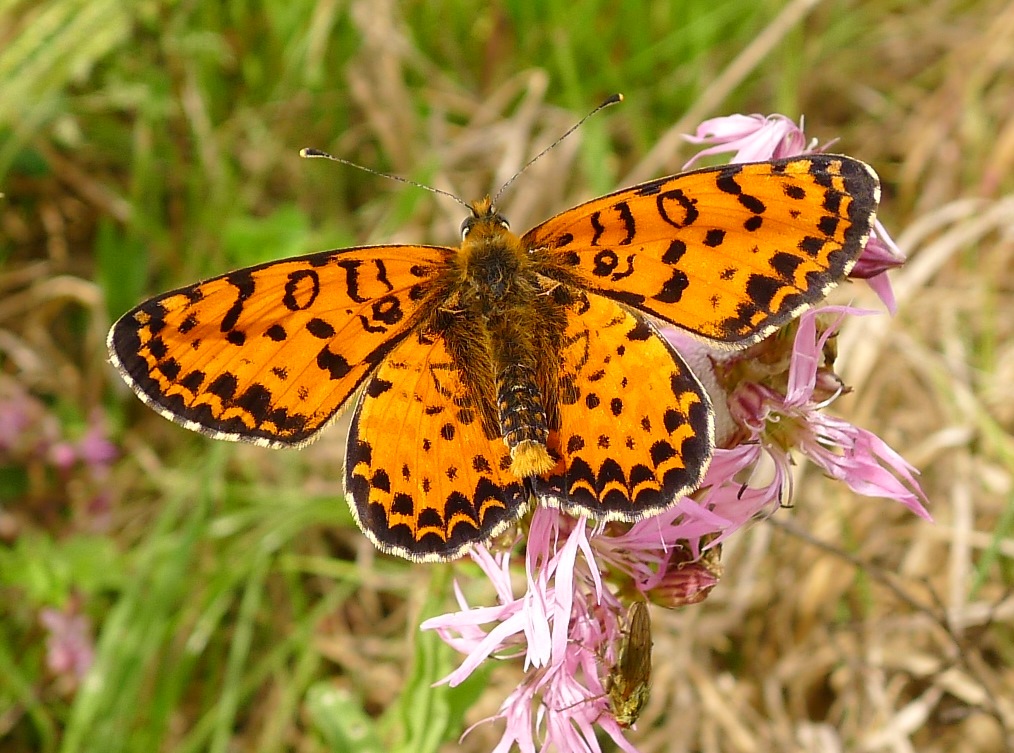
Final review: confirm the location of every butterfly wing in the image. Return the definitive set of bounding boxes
[345,328,529,562]
[524,155,880,346]
[533,291,713,519]
[107,245,449,448]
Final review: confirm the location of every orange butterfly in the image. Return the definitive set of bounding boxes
[108,144,879,562]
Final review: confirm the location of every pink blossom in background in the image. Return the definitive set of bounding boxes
[76,412,119,471]
[682,114,812,165]
[40,602,95,688]
[0,378,119,528]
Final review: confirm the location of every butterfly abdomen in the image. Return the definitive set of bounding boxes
[495,361,553,476]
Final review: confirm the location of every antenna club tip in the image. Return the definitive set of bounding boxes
[610,93,624,104]
[300,147,330,159]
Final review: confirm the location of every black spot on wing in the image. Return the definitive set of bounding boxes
[703,229,726,248]
[784,184,806,200]
[614,201,635,245]
[158,358,181,381]
[307,318,336,339]
[770,252,805,280]
[221,270,255,332]
[317,347,352,379]
[633,176,669,196]
[236,384,272,421]
[818,215,840,236]
[180,370,205,391]
[147,337,168,360]
[208,373,238,400]
[745,274,782,312]
[799,236,826,257]
[653,269,689,304]
[283,269,321,311]
[179,313,198,334]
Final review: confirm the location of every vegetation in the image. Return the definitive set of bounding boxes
[2,0,1012,751]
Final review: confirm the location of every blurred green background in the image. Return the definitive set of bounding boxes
[2,1,1012,752]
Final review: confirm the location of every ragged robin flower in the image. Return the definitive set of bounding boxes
[421,112,929,753]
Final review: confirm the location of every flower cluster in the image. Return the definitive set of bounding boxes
[421,113,929,753]
[39,597,96,692]
[1,379,113,690]
[0,377,118,531]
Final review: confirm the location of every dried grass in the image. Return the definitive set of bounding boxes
[2,0,1012,750]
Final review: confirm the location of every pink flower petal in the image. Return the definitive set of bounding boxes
[683,113,808,167]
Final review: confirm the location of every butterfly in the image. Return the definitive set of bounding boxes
[108,149,879,562]
[606,600,653,728]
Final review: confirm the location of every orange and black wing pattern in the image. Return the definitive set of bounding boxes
[108,246,449,448]
[534,292,712,520]
[345,328,529,561]
[525,154,879,346]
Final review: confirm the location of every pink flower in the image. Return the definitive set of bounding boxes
[40,601,95,687]
[46,413,118,475]
[423,486,754,750]
[849,225,905,314]
[0,380,59,457]
[728,308,930,519]
[423,513,639,753]
[1,378,120,530]
[49,440,79,470]
[76,413,119,470]
[0,395,33,453]
[849,226,904,279]
[648,544,722,608]
[683,114,812,166]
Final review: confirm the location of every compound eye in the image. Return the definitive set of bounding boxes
[460,217,474,240]
[498,218,510,230]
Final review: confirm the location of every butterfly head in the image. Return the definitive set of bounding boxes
[460,197,510,241]
[458,197,525,302]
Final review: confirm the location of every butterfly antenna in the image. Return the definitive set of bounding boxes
[299,148,471,211]
[491,93,624,206]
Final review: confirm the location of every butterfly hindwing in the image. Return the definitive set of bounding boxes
[533,292,713,519]
[524,155,879,346]
[107,245,450,448]
[345,328,530,562]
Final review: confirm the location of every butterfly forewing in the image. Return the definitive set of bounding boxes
[345,328,530,562]
[108,245,449,448]
[525,155,879,346]
[534,292,713,519]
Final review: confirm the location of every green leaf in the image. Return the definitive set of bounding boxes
[305,682,386,753]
